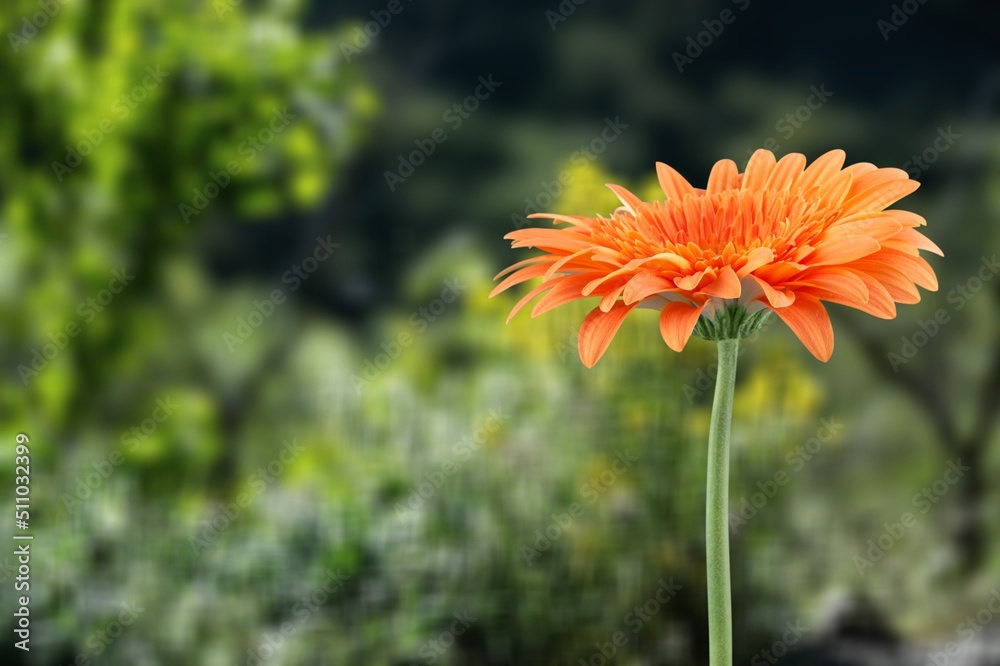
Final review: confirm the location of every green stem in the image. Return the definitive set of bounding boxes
[706,337,738,666]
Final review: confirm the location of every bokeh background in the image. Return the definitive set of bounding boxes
[2,0,999,664]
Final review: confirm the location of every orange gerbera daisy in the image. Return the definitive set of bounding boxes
[492,149,942,366]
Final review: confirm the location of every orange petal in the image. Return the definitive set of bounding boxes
[794,149,846,192]
[659,300,708,352]
[841,162,878,183]
[582,258,652,295]
[490,263,551,298]
[850,260,921,304]
[578,302,637,367]
[698,265,742,299]
[506,228,594,252]
[736,247,775,277]
[644,252,694,272]
[599,280,631,311]
[748,275,795,308]
[622,272,674,304]
[673,269,708,292]
[526,212,595,228]
[772,293,834,361]
[505,281,555,323]
[544,247,602,280]
[888,227,944,256]
[753,261,807,284]
[707,159,740,194]
[844,167,908,200]
[841,177,919,215]
[764,152,807,191]
[606,183,643,213]
[803,288,866,312]
[742,149,777,191]
[884,210,927,228]
[788,268,869,305]
[656,161,695,201]
[867,248,938,291]
[493,256,555,281]
[531,274,599,317]
[844,271,897,318]
[816,170,854,208]
[830,213,903,241]
[805,235,881,266]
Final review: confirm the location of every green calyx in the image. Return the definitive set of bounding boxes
[692,305,772,342]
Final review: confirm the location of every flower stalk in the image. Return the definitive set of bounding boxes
[706,337,739,666]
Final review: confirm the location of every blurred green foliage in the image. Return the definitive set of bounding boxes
[0,0,998,665]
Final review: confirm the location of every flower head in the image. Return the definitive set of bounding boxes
[492,149,941,366]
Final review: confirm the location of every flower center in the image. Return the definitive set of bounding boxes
[605,188,839,265]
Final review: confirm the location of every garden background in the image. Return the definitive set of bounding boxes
[1,0,999,664]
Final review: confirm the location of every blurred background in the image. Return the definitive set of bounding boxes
[1,0,999,664]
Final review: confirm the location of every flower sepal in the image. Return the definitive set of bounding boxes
[692,305,771,342]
